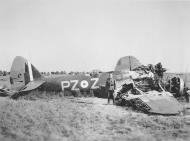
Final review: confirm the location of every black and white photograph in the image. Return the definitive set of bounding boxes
[0,0,190,141]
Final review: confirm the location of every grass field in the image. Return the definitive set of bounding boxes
[0,96,190,141]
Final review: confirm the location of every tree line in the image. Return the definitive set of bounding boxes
[0,70,102,77]
[41,70,102,77]
[0,70,10,76]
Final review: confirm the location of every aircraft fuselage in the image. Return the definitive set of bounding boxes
[41,75,100,92]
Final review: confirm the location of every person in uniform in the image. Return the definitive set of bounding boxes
[106,72,116,104]
[184,86,189,102]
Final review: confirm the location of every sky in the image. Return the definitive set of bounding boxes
[0,0,190,73]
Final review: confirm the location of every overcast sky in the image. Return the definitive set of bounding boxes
[0,0,190,72]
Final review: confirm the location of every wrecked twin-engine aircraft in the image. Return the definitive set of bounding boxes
[0,56,187,115]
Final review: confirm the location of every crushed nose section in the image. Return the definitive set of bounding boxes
[114,58,185,115]
[115,81,184,115]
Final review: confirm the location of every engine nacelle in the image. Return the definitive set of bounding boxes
[166,77,184,97]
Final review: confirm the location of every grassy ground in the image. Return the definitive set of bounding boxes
[0,96,190,141]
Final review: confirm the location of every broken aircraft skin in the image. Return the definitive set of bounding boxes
[113,60,187,115]
[114,81,184,115]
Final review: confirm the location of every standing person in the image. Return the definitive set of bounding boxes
[184,87,189,103]
[106,72,116,104]
[154,63,166,91]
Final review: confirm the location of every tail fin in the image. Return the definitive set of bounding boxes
[115,56,142,72]
[113,56,142,80]
[10,56,43,91]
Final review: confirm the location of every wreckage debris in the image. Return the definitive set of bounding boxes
[114,63,185,115]
[115,87,184,115]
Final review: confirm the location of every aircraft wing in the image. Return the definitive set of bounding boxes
[132,92,183,115]
[20,80,45,92]
[145,95,183,115]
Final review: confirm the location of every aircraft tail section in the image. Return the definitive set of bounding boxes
[10,56,44,91]
[115,56,142,72]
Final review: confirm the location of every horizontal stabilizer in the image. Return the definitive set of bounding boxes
[20,80,45,92]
